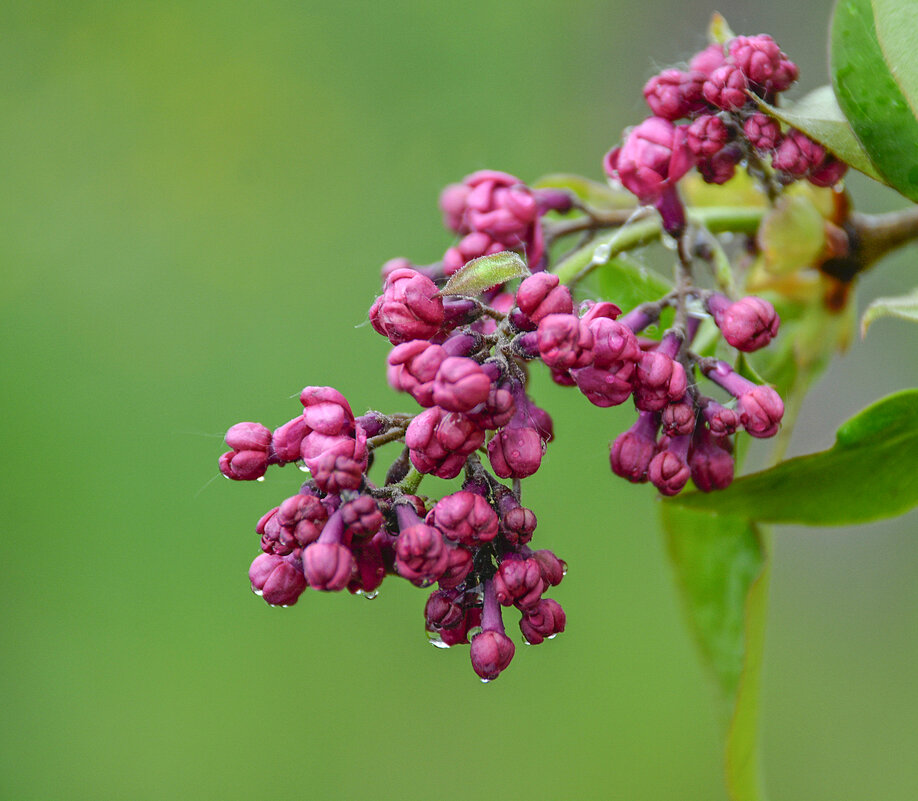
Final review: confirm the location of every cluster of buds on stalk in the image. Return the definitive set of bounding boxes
[218,25,832,678]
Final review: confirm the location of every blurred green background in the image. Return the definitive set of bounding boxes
[3,1,917,799]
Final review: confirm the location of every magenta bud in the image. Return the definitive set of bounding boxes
[348,539,386,595]
[304,542,356,592]
[772,129,826,177]
[495,487,537,545]
[770,58,799,93]
[432,357,492,413]
[587,317,641,367]
[370,268,445,344]
[520,598,566,645]
[272,416,309,464]
[702,400,740,436]
[530,549,566,587]
[437,545,474,590]
[470,629,515,681]
[702,64,749,111]
[610,411,659,482]
[808,156,848,188]
[219,449,269,481]
[277,492,328,547]
[226,422,271,452]
[689,43,726,76]
[536,313,594,370]
[633,350,688,412]
[428,490,499,547]
[395,524,449,585]
[310,452,364,494]
[648,436,692,496]
[728,34,789,91]
[515,273,573,324]
[738,385,784,438]
[442,231,505,276]
[572,361,635,408]
[643,69,706,121]
[387,340,446,407]
[249,553,307,606]
[406,407,485,479]
[493,557,545,609]
[340,495,384,539]
[708,294,780,352]
[686,114,729,158]
[467,382,515,430]
[604,117,694,204]
[661,396,697,435]
[488,425,544,479]
[743,113,781,152]
[697,145,742,185]
[689,429,734,492]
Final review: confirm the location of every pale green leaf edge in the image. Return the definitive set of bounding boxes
[861,288,918,336]
[438,251,529,296]
[872,0,918,121]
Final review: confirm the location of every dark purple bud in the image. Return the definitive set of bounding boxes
[610,411,659,482]
[340,495,384,539]
[661,395,697,436]
[303,542,356,592]
[425,589,465,631]
[524,400,554,443]
[771,129,826,177]
[406,407,484,479]
[533,187,574,214]
[743,113,781,152]
[395,523,450,586]
[648,434,692,496]
[515,273,573,325]
[520,598,566,645]
[696,144,742,185]
[249,553,307,606]
[494,556,545,609]
[488,426,543,479]
[707,294,780,352]
[536,313,594,370]
[686,114,730,158]
[550,367,576,387]
[643,69,707,121]
[702,64,749,111]
[604,117,695,204]
[689,43,726,76]
[348,538,386,595]
[738,385,784,438]
[428,490,498,547]
[808,156,848,188]
[441,605,483,647]
[369,267,445,344]
[432,357,492,413]
[689,428,735,492]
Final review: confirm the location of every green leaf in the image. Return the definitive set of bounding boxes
[861,287,918,336]
[661,505,770,801]
[872,0,918,120]
[597,253,672,312]
[438,250,529,297]
[831,0,918,201]
[669,389,918,524]
[755,194,827,277]
[756,87,883,183]
[707,12,735,46]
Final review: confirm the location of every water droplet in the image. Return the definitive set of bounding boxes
[547,633,558,640]
[560,560,569,577]
[298,463,311,473]
[466,625,483,640]
[253,589,264,597]
[480,678,491,684]
[426,632,450,649]
[363,590,379,600]
[256,476,265,483]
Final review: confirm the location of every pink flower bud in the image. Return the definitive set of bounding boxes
[220,422,272,480]
[686,114,729,158]
[515,272,574,325]
[689,429,735,492]
[272,415,308,464]
[249,553,307,606]
[572,361,636,407]
[808,156,848,188]
[708,294,780,352]
[738,385,784,438]
[493,557,545,609]
[689,44,726,76]
[604,117,694,204]
[495,486,537,546]
[702,64,749,111]
[661,395,697,435]
[536,313,594,370]
[442,231,506,276]
[488,424,544,479]
[633,350,688,412]
[530,549,566,587]
[406,407,484,479]
[520,598,566,645]
[743,113,781,152]
[729,34,785,90]
[470,629,515,681]
[395,524,450,586]
[643,69,707,121]
[348,538,386,595]
[648,435,692,496]
[369,267,445,344]
[437,545,474,590]
[586,316,641,368]
[702,400,740,436]
[771,129,825,177]
[304,542,356,592]
[226,422,272,452]
[387,340,447,407]
[610,411,659,482]
[277,492,328,548]
[428,490,499,547]
[432,357,492,413]
[339,495,384,539]
[310,451,364,494]
[425,589,465,631]
[770,59,799,93]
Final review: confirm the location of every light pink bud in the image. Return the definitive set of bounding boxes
[702,64,749,111]
[370,268,445,344]
[643,69,706,121]
[249,553,307,606]
[304,542,356,592]
[515,272,574,325]
[428,491,499,547]
[738,385,784,438]
[432,357,492,413]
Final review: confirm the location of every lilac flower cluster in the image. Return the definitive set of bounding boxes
[218,27,829,678]
[606,34,847,223]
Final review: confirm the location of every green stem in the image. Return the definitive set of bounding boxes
[398,467,423,495]
[551,206,764,286]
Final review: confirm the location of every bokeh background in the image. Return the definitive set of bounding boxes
[3,1,917,799]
